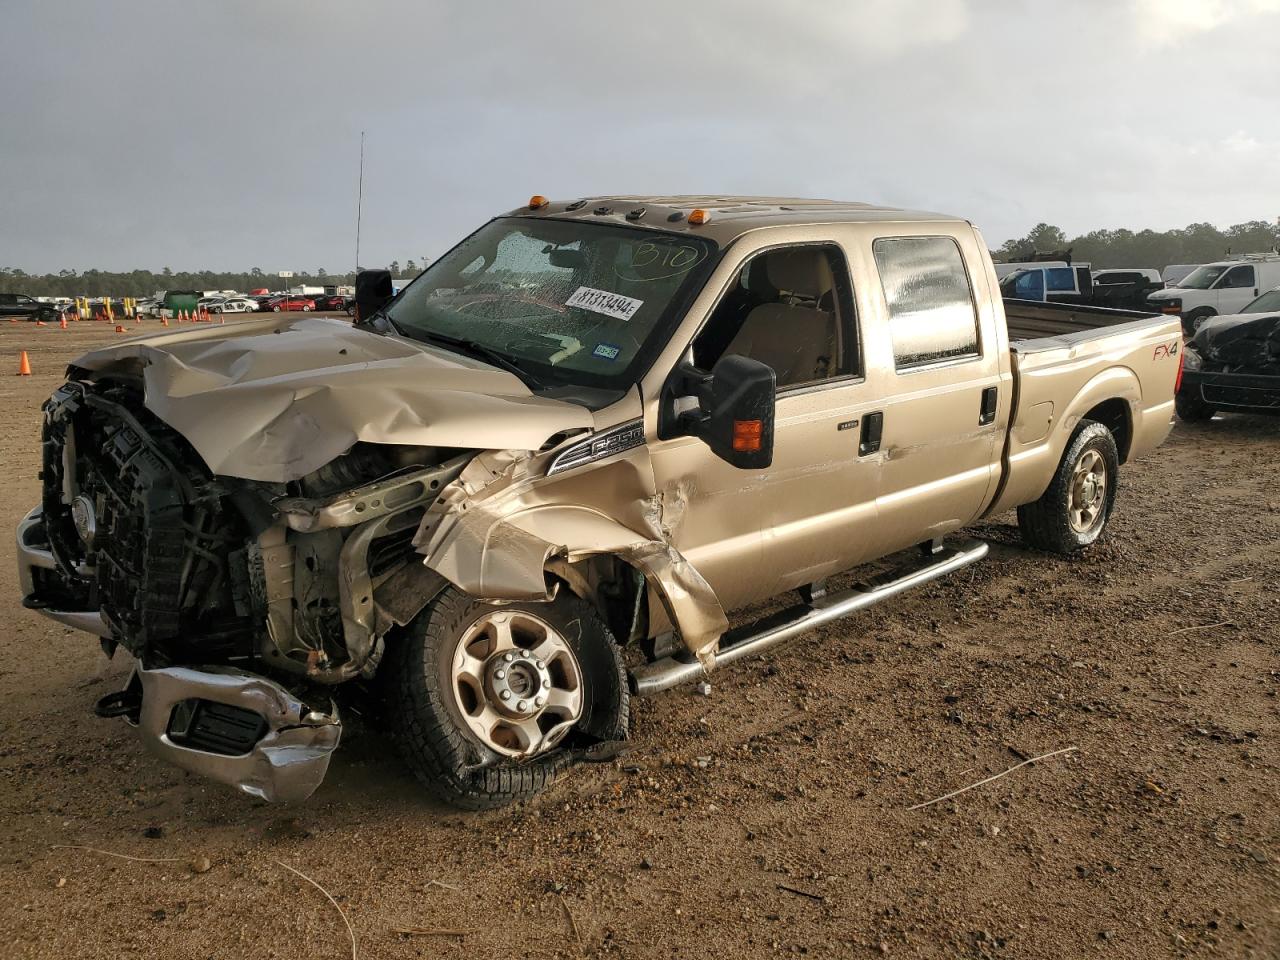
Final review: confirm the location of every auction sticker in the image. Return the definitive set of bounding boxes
[566,286,644,321]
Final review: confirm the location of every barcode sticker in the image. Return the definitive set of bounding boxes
[565,286,644,321]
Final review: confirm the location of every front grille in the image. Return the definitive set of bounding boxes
[1201,382,1280,409]
[41,381,255,662]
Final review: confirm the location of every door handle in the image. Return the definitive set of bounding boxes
[859,411,883,456]
[979,386,998,425]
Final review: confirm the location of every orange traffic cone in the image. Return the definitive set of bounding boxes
[60,315,68,330]
[218,313,225,324]
[161,315,170,327]
[17,351,32,376]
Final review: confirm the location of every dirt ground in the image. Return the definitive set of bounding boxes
[0,317,1275,959]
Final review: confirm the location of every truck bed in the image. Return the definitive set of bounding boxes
[1003,298,1161,351]
[985,298,1182,517]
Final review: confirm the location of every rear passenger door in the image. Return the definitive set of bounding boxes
[862,230,1007,554]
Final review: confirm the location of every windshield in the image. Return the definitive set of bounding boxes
[1178,265,1228,289]
[383,217,716,391]
[1243,289,1280,313]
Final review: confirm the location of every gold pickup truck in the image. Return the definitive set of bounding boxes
[17,196,1180,807]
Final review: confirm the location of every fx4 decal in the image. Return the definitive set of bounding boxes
[1153,340,1179,360]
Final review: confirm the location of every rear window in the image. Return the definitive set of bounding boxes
[872,237,980,369]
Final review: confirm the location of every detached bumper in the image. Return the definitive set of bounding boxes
[16,506,109,637]
[129,665,341,803]
[1181,370,1280,415]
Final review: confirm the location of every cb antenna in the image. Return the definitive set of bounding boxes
[355,130,365,273]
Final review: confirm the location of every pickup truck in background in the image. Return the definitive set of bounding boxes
[0,293,59,322]
[16,196,1180,808]
[1176,286,1280,420]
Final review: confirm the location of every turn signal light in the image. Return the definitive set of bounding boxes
[732,419,763,452]
[529,195,549,209]
[1175,348,1184,393]
[687,208,711,225]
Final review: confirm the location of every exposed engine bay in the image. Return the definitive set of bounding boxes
[36,373,465,680]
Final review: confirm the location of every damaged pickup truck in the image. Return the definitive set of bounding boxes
[17,196,1181,808]
[1176,288,1280,420]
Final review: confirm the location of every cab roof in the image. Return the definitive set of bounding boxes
[508,195,966,246]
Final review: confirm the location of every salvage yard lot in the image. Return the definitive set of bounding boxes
[0,319,1276,959]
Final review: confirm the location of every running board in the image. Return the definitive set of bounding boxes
[630,538,989,696]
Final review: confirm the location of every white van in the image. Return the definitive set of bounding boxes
[1147,255,1280,333]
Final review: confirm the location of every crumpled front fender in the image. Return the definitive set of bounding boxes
[413,454,728,666]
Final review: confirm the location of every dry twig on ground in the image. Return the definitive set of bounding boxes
[275,859,357,960]
[907,746,1079,811]
[51,844,184,864]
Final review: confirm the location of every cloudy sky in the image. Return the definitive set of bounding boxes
[2,0,1278,273]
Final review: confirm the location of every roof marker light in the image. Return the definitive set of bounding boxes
[688,208,711,225]
[529,195,549,210]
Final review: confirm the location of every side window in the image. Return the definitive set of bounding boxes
[692,244,857,389]
[1221,265,1255,289]
[873,237,980,369]
[1012,270,1046,301]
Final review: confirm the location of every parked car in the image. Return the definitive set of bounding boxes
[1146,255,1280,335]
[998,263,1094,304]
[266,295,316,312]
[209,297,259,314]
[1176,286,1280,421]
[0,293,60,322]
[17,195,1179,808]
[311,294,347,311]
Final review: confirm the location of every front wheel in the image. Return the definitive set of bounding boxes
[1017,419,1119,555]
[385,588,629,809]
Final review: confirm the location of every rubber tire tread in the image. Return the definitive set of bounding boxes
[1017,419,1119,556]
[386,587,628,810]
[1175,391,1216,422]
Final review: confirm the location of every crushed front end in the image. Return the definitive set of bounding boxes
[18,375,459,801]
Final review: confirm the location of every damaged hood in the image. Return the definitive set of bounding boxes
[1192,311,1280,371]
[72,316,594,482]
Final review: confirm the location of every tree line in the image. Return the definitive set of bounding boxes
[995,219,1280,268]
[0,261,426,298]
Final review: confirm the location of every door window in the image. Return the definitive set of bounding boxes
[1219,265,1256,289]
[692,244,858,389]
[872,236,980,369]
[1010,269,1046,301]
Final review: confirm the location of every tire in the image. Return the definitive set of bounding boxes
[1183,309,1215,337]
[385,587,629,810]
[1017,419,1120,555]
[273,305,282,312]
[1175,390,1216,422]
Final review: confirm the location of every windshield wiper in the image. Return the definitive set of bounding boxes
[410,330,540,386]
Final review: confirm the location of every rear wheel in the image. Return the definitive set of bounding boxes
[1017,420,1119,555]
[1175,390,1216,422]
[386,588,628,809]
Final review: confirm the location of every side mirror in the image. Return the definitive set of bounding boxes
[354,269,394,323]
[662,354,776,469]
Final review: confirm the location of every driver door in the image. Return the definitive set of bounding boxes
[646,239,884,614]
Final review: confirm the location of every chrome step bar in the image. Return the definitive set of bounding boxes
[630,538,989,696]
